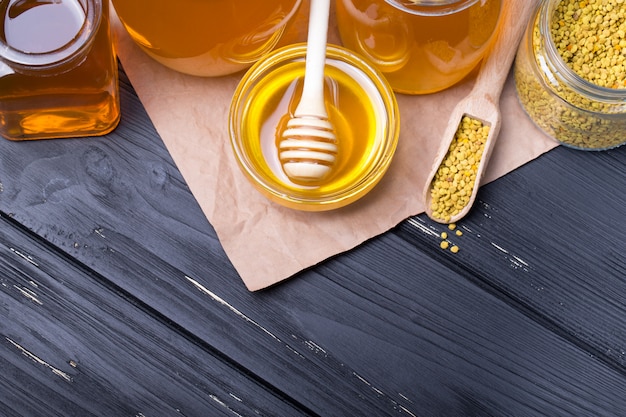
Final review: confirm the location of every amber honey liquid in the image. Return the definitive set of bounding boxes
[336,0,501,94]
[111,0,305,76]
[0,0,119,140]
[241,59,387,198]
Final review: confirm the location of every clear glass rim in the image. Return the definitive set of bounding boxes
[0,0,100,68]
[383,0,479,16]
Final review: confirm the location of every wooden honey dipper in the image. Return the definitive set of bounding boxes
[278,0,338,184]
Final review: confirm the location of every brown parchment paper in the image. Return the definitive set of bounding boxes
[111,9,558,291]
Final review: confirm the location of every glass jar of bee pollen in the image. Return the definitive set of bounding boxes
[514,0,626,150]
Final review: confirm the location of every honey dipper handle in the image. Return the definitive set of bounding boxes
[295,0,332,118]
[473,0,540,100]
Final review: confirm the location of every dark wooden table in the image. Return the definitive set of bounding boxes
[1,63,625,417]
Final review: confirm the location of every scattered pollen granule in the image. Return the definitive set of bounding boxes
[437,223,464,253]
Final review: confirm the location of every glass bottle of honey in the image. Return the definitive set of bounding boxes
[0,0,120,140]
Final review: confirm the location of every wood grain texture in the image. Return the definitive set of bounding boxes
[0,216,310,417]
[0,64,625,416]
[398,146,626,370]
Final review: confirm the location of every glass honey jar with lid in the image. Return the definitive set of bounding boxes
[514,0,626,150]
[0,0,120,141]
[111,0,307,77]
[335,0,502,94]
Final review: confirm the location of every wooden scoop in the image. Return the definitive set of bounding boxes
[423,0,539,224]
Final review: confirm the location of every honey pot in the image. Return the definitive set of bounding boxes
[229,44,399,211]
[335,0,502,94]
[111,0,307,76]
[0,0,120,140]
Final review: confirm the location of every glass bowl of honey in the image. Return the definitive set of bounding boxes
[229,43,400,211]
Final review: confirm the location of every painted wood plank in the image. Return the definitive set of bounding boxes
[396,145,626,370]
[3,210,624,416]
[0,216,313,416]
[285,232,626,416]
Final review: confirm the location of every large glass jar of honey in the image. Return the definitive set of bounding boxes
[335,0,502,94]
[111,0,307,77]
[0,0,120,140]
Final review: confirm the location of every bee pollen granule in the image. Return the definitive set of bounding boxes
[429,118,488,222]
